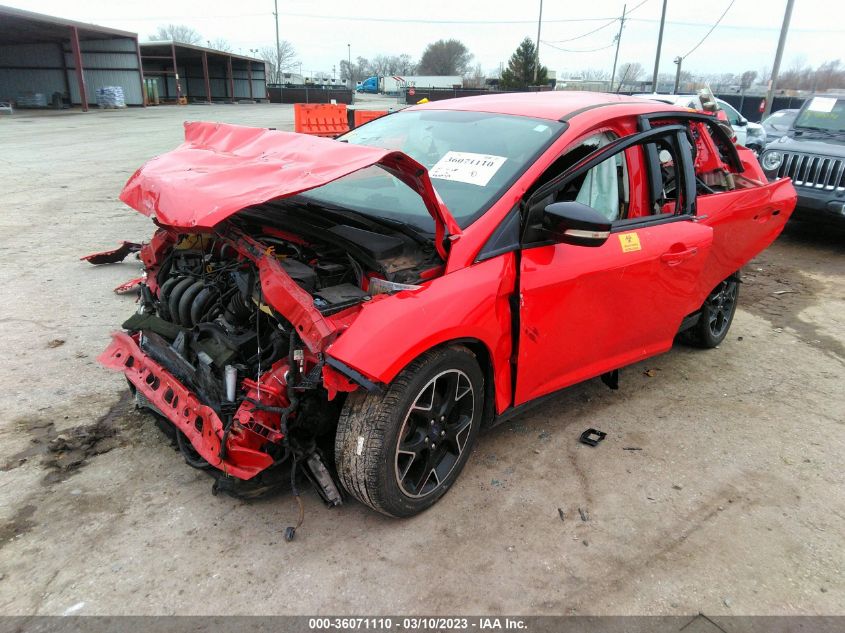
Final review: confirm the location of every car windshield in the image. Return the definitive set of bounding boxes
[298,110,565,233]
[794,97,845,132]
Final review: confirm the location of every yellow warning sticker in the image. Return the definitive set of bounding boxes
[618,232,641,253]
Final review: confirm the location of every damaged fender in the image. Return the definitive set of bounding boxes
[325,253,518,415]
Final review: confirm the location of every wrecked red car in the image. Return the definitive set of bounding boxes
[95,92,796,521]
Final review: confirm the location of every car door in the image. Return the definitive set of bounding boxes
[514,125,714,405]
[665,113,797,298]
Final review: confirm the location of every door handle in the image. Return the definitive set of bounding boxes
[660,247,698,266]
[753,209,780,223]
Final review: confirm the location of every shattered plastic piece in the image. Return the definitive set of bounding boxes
[114,277,143,294]
[81,241,142,265]
[579,428,606,447]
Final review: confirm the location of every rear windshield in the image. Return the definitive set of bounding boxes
[299,110,565,232]
[794,97,845,132]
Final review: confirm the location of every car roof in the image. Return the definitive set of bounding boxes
[406,91,685,122]
[634,93,699,105]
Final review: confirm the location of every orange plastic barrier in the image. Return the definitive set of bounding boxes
[294,103,349,137]
[353,109,388,128]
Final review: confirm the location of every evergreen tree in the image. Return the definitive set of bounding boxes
[500,38,548,90]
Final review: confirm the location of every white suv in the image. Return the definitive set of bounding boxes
[636,93,767,153]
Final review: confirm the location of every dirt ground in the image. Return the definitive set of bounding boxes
[0,102,842,617]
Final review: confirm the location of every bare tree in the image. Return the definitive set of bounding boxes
[394,54,417,74]
[778,59,845,91]
[579,68,611,81]
[814,60,844,91]
[371,55,396,76]
[740,70,757,91]
[464,63,486,88]
[418,39,473,75]
[258,42,296,84]
[340,57,370,86]
[616,62,644,90]
[207,38,232,52]
[149,24,202,45]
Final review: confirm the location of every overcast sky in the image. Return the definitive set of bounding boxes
[7,0,845,78]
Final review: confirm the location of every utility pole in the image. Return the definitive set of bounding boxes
[673,56,682,94]
[651,0,667,92]
[763,0,795,118]
[348,43,353,102]
[609,3,627,93]
[273,0,281,84]
[533,0,544,84]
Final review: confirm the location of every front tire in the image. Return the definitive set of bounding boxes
[335,345,483,517]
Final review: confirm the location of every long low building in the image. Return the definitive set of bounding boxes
[140,42,266,103]
[0,5,267,110]
[0,5,144,110]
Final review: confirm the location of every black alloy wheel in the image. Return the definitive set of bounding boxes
[395,369,475,498]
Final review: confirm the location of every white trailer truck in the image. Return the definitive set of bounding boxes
[378,75,462,94]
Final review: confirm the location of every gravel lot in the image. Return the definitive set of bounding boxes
[0,101,842,616]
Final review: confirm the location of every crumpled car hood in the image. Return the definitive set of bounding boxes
[120,121,461,256]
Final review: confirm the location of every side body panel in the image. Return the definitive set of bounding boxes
[515,220,714,405]
[696,177,796,295]
[326,254,517,414]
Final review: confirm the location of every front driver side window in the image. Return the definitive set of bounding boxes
[527,132,629,223]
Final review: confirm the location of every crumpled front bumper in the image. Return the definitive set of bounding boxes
[98,331,273,479]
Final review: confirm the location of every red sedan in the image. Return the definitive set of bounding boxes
[97,92,796,519]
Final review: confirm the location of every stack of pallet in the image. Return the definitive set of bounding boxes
[96,86,126,109]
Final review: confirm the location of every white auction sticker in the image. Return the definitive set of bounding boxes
[808,97,836,113]
[429,151,507,187]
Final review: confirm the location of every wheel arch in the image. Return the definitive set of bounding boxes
[430,337,497,429]
[324,254,517,415]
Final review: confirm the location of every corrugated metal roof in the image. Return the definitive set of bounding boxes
[0,5,138,44]
[139,41,263,64]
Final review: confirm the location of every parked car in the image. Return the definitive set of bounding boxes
[759,95,845,222]
[761,108,799,142]
[637,93,767,153]
[92,92,796,520]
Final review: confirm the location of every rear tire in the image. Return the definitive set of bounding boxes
[688,276,740,348]
[335,345,483,518]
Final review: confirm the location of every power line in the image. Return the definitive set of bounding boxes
[545,18,618,44]
[681,0,735,58]
[274,11,620,25]
[545,0,649,44]
[624,17,838,32]
[624,0,652,16]
[541,40,616,53]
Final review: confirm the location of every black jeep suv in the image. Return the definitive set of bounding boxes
[760,95,845,222]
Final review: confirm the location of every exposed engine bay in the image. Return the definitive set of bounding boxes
[98,199,441,518]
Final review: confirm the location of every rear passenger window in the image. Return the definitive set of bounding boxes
[645,137,682,216]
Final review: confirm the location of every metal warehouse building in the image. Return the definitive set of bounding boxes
[140,42,266,103]
[0,5,144,110]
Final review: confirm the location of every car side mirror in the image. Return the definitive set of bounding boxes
[736,117,748,127]
[542,201,611,247]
